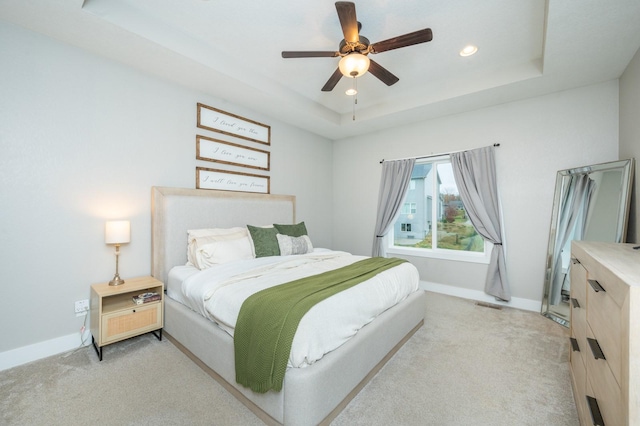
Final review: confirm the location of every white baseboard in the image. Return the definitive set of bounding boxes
[0,330,91,372]
[2,283,540,371]
[421,281,542,312]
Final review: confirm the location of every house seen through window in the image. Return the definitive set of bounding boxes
[389,156,487,261]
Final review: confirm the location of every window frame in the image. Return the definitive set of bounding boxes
[386,156,492,265]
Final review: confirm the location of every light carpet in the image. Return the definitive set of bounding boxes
[0,292,578,425]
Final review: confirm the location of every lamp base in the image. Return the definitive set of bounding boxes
[109,274,125,286]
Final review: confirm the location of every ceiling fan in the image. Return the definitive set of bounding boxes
[281,1,433,92]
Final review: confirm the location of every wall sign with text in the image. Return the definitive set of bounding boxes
[196,135,270,171]
[196,167,270,194]
[197,103,270,145]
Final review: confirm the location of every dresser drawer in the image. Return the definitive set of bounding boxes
[101,302,162,345]
[586,276,623,387]
[570,259,587,307]
[586,324,623,426]
[570,347,587,425]
[570,260,587,366]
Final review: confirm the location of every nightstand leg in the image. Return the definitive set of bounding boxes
[91,334,102,361]
[151,328,163,341]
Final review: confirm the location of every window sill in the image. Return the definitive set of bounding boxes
[387,244,492,264]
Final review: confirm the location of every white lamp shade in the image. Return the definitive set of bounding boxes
[105,220,131,244]
[338,53,370,78]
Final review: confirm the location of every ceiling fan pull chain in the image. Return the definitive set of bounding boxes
[352,98,356,121]
[352,77,357,121]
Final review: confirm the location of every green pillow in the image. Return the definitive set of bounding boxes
[247,225,280,257]
[273,222,308,237]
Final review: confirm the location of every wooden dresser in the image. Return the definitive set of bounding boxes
[569,241,640,425]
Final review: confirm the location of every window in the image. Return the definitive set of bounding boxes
[400,202,417,215]
[387,156,491,263]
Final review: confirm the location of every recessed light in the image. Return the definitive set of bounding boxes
[346,88,358,96]
[459,45,478,57]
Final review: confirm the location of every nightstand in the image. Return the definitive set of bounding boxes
[90,276,164,361]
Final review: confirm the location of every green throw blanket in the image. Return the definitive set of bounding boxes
[234,256,407,393]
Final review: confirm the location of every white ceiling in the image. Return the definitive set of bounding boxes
[2,0,640,140]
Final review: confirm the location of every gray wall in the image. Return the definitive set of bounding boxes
[620,46,640,243]
[0,21,333,355]
[332,81,619,303]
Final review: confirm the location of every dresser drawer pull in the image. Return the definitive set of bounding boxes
[587,337,606,360]
[570,258,580,265]
[570,337,580,352]
[570,298,580,308]
[588,279,605,292]
[586,395,605,426]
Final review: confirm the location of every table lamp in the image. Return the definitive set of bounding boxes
[105,220,130,286]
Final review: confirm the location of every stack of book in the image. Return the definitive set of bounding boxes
[132,292,161,305]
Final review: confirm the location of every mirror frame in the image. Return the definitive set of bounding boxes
[541,158,635,327]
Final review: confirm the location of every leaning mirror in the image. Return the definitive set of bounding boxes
[541,158,635,326]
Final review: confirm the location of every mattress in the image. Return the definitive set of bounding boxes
[166,249,420,368]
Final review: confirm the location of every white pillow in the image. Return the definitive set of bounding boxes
[195,236,254,269]
[276,234,313,256]
[187,227,248,267]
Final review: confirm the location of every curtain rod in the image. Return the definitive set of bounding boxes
[379,143,500,164]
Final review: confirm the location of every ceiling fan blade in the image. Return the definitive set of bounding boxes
[370,28,433,54]
[282,51,339,58]
[368,59,399,86]
[335,1,359,43]
[321,68,343,92]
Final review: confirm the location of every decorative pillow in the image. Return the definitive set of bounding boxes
[186,227,247,267]
[273,222,308,237]
[247,225,280,257]
[276,234,313,256]
[195,236,254,269]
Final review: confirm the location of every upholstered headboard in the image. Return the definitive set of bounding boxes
[151,187,296,284]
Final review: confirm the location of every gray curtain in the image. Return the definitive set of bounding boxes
[450,146,510,301]
[372,158,416,257]
[549,174,595,305]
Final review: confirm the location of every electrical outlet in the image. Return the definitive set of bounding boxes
[75,299,89,317]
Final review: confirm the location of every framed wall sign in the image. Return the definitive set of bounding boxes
[196,135,270,171]
[196,167,270,194]
[197,103,270,145]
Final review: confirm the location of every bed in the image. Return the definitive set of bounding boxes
[151,186,426,425]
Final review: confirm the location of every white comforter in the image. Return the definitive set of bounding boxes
[169,250,419,368]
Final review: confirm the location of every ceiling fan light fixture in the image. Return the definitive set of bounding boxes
[339,53,370,78]
[459,45,478,57]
